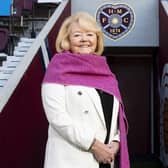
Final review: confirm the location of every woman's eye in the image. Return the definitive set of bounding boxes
[73,33,81,37]
[87,33,95,36]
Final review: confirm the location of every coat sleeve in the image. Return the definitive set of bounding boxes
[41,83,95,150]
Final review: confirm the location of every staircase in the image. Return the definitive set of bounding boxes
[0,37,35,89]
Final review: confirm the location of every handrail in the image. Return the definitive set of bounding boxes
[0,0,69,112]
[161,0,168,16]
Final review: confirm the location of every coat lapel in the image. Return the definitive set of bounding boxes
[82,87,106,128]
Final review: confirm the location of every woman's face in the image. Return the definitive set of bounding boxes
[69,22,97,54]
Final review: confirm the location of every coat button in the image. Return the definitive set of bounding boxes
[84,110,89,114]
[77,91,82,95]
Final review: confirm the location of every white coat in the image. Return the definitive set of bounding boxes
[41,83,120,168]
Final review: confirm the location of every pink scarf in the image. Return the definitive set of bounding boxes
[43,51,130,168]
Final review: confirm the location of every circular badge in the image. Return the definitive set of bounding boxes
[96,3,135,40]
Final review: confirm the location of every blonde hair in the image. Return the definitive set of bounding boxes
[56,12,104,55]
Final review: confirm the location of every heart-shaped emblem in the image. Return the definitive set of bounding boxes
[96,4,135,40]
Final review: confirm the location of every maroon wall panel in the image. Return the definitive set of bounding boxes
[107,56,151,155]
[0,52,48,168]
[47,0,71,57]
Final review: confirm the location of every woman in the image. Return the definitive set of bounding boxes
[41,12,130,168]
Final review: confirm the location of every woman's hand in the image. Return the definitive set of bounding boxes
[107,141,120,157]
[90,139,114,164]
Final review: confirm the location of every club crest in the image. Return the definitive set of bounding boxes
[96,4,135,40]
